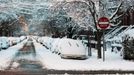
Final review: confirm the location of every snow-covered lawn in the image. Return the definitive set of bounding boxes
[34,39,134,71]
[0,39,27,70]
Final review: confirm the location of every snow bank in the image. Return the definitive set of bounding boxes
[123,29,134,37]
[34,38,134,71]
[0,39,27,70]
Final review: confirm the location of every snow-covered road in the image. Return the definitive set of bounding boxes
[6,38,43,72]
[0,37,134,74]
[0,39,27,70]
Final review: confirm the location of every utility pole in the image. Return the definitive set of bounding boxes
[102,30,106,61]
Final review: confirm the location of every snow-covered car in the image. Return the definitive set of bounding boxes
[33,36,39,42]
[37,37,43,44]
[58,38,87,59]
[20,36,26,41]
[42,37,50,48]
[42,37,54,49]
[8,37,15,46]
[51,38,61,54]
[12,37,21,45]
[0,37,9,49]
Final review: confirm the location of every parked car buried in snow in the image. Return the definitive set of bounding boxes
[42,37,50,49]
[20,36,26,41]
[11,37,21,45]
[45,37,54,49]
[58,38,88,59]
[51,38,61,54]
[8,37,17,46]
[0,37,9,49]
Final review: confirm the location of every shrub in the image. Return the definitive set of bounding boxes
[122,35,134,60]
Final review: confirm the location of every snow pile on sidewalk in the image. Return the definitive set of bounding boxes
[0,39,27,70]
[34,38,134,71]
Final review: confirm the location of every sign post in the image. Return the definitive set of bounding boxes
[98,17,110,61]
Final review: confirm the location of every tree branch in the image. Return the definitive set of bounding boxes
[110,1,123,20]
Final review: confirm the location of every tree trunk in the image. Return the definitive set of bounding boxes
[96,30,102,59]
[88,34,92,56]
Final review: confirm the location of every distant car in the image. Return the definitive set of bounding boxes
[20,36,26,41]
[33,36,39,42]
[37,37,43,44]
[16,37,21,43]
[11,37,21,45]
[42,37,50,49]
[8,37,15,46]
[0,37,9,49]
[58,38,88,59]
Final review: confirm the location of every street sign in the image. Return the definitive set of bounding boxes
[98,17,110,30]
[97,17,110,61]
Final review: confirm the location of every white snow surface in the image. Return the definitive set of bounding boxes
[123,28,134,37]
[58,38,87,56]
[33,38,134,71]
[0,38,27,70]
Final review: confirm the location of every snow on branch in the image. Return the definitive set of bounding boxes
[110,1,123,20]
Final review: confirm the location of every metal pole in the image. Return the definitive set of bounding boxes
[103,30,105,61]
[88,34,92,56]
[89,35,92,56]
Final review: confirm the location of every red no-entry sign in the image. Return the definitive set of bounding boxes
[98,17,110,30]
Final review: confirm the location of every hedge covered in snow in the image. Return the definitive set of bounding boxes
[122,35,134,60]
